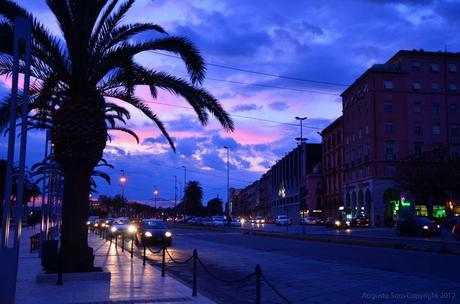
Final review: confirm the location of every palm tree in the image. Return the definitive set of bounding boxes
[183,180,204,215]
[0,1,233,272]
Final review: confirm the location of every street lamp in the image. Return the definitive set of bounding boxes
[153,186,159,209]
[182,165,187,221]
[295,116,307,233]
[223,146,230,217]
[119,170,127,200]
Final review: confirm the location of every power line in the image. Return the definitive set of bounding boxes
[144,101,324,131]
[151,51,349,87]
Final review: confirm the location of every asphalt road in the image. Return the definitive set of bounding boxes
[172,228,460,283]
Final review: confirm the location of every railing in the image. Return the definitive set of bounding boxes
[96,228,292,304]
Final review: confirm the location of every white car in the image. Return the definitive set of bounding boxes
[211,216,226,226]
[254,216,265,224]
[275,215,292,225]
[302,217,320,225]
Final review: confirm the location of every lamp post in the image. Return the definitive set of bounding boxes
[295,116,307,234]
[182,166,187,221]
[153,187,159,209]
[223,146,230,217]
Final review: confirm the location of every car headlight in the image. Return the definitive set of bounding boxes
[145,231,152,237]
[241,219,245,224]
[436,225,440,228]
[345,221,350,226]
[86,221,90,225]
[128,225,137,234]
[94,223,98,227]
[334,221,341,226]
[165,231,172,238]
[261,220,265,223]
[111,227,117,232]
[422,225,429,230]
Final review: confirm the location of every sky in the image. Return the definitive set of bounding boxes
[1,0,460,207]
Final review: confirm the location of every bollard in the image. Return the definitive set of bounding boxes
[115,235,118,249]
[161,244,166,277]
[255,264,262,304]
[143,243,146,265]
[122,234,125,252]
[192,249,197,296]
[130,236,134,258]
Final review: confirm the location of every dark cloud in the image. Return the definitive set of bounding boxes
[268,101,290,111]
[231,103,262,112]
[166,115,204,132]
[210,134,240,150]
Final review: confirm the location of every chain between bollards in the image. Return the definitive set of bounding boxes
[192,249,197,297]
[255,264,262,304]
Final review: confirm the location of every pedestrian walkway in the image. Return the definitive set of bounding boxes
[15,229,214,304]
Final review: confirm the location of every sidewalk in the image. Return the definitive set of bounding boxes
[15,229,214,304]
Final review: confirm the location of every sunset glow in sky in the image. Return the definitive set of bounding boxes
[1,0,460,205]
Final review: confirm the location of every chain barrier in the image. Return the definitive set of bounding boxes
[196,255,255,284]
[261,274,292,304]
[165,247,194,264]
[147,246,163,255]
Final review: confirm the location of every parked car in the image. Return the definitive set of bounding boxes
[452,217,460,241]
[275,215,292,225]
[231,218,242,227]
[395,216,441,237]
[211,216,226,226]
[352,216,370,227]
[136,219,172,246]
[301,216,321,225]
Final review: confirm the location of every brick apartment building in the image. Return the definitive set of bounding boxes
[340,49,460,226]
[320,116,343,219]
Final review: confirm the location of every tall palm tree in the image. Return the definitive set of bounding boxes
[0,1,233,272]
[183,180,204,215]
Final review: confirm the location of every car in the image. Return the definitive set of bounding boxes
[325,217,350,229]
[275,215,292,225]
[395,216,441,237]
[136,219,172,246]
[452,217,460,241]
[352,216,370,227]
[109,217,133,237]
[301,216,321,225]
[231,218,242,227]
[211,216,226,226]
[254,216,265,224]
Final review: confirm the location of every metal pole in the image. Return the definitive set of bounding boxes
[255,264,262,304]
[0,18,32,304]
[182,166,186,221]
[192,249,197,296]
[161,243,166,277]
[224,147,230,217]
[143,243,146,265]
[130,235,134,258]
[295,116,307,233]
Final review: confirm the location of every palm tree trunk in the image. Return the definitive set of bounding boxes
[59,165,94,272]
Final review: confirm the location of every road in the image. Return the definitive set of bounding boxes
[133,227,459,304]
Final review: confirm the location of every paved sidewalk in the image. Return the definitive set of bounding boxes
[15,229,214,304]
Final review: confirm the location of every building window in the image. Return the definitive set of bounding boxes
[414,143,422,156]
[384,80,393,90]
[431,82,439,92]
[432,102,440,114]
[412,62,421,71]
[385,141,395,160]
[414,123,422,135]
[451,145,460,159]
[451,125,459,137]
[448,83,458,92]
[364,124,369,134]
[450,103,458,114]
[430,63,440,72]
[385,122,394,134]
[412,82,421,91]
[448,63,458,73]
[385,101,393,112]
[432,124,441,135]
[414,102,421,113]
[385,165,396,177]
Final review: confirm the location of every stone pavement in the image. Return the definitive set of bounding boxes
[167,231,459,304]
[15,229,214,304]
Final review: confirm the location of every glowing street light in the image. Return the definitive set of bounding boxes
[153,186,159,210]
[119,170,127,200]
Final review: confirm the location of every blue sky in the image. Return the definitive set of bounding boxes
[2,0,460,206]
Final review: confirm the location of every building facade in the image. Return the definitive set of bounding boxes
[303,164,323,219]
[341,50,460,226]
[320,116,343,219]
[271,143,322,224]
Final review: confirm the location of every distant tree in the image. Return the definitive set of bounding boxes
[206,197,223,215]
[183,180,203,215]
